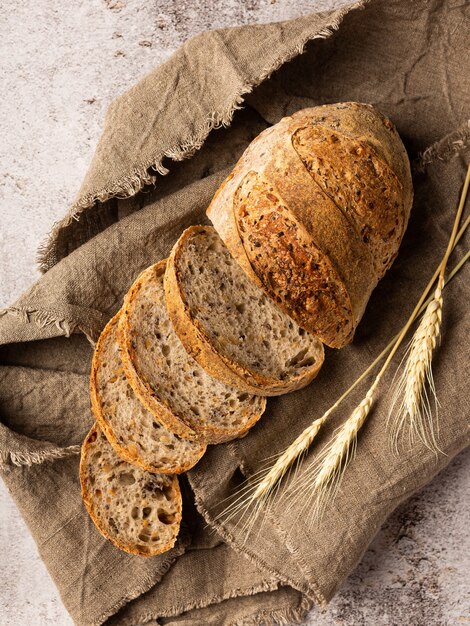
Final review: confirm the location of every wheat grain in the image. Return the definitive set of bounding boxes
[286,382,378,522]
[389,279,443,452]
[252,417,326,501]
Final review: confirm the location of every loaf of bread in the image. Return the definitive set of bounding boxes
[118,260,266,443]
[207,102,413,348]
[165,225,324,395]
[90,313,207,474]
[82,102,413,557]
[80,424,182,556]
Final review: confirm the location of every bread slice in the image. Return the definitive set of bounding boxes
[90,313,206,474]
[80,424,182,557]
[118,260,266,444]
[164,226,324,396]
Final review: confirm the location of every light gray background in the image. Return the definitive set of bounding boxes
[0,1,468,625]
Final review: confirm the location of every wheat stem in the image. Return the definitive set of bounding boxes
[389,281,443,452]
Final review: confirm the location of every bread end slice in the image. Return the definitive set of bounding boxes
[80,424,182,557]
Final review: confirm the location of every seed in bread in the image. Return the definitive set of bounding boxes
[165,225,324,396]
[118,260,266,444]
[80,424,182,557]
[90,313,206,474]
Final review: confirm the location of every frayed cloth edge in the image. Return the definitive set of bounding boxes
[232,593,313,626]
[114,580,283,626]
[37,0,367,274]
[415,120,470,172]
[0,305,77,336]
[0,444,80,471]
[0,306,98,344]
[93,530,191,626]
[187,473,327,609]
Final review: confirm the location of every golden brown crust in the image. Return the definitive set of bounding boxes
[290,102,413,215]
[235,173,355,347]
[90,313,207,473]
[206,167,263,286]
[291,123,405,277]
[207,102,412,348]
[80,424,182,557]
[257,125,378,332]
[118,261,199,441]
[164,225,324,395]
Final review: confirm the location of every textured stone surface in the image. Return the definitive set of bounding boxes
[0,1,469,625]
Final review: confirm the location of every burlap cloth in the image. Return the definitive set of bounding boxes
[1,0,469,624]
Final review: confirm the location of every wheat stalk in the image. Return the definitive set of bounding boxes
[295,167,469,520]
[216,167,470,531]
[388,280,443,452]
[388,164,470,453]
[286,384,378,522]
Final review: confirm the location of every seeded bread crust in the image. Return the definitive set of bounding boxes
[118,260,266,444]
[90,313,206,474]
[294,102,413,214]
[165,225,324,395]
[207,102,412,348]
[80,424,182,557]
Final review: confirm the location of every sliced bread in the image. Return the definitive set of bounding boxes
[164,226,324,396]
[90,313,206,474]
[118,260,266,444]
[80,424,182,557]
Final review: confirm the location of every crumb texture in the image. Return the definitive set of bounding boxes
[80,425,181,556]
[123,262,265,439]
[93,315,205,473]
[177,227,324,378]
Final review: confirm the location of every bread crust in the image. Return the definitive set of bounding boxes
[207,102,413,348]
[291,123,405,277]
[291,103,413,215]
[80,424,182,557]
[118,261,199,440]
[90,313,207,473]
[164,225,324,396]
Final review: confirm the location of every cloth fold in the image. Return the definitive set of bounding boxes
[1,0,469,624]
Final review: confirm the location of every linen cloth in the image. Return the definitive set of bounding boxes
[1,0,469,624]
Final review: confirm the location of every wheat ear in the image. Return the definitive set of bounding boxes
[287,384,378,522]
[295,166,470,519]
[388,280,443,452]
[389,164,470,452]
